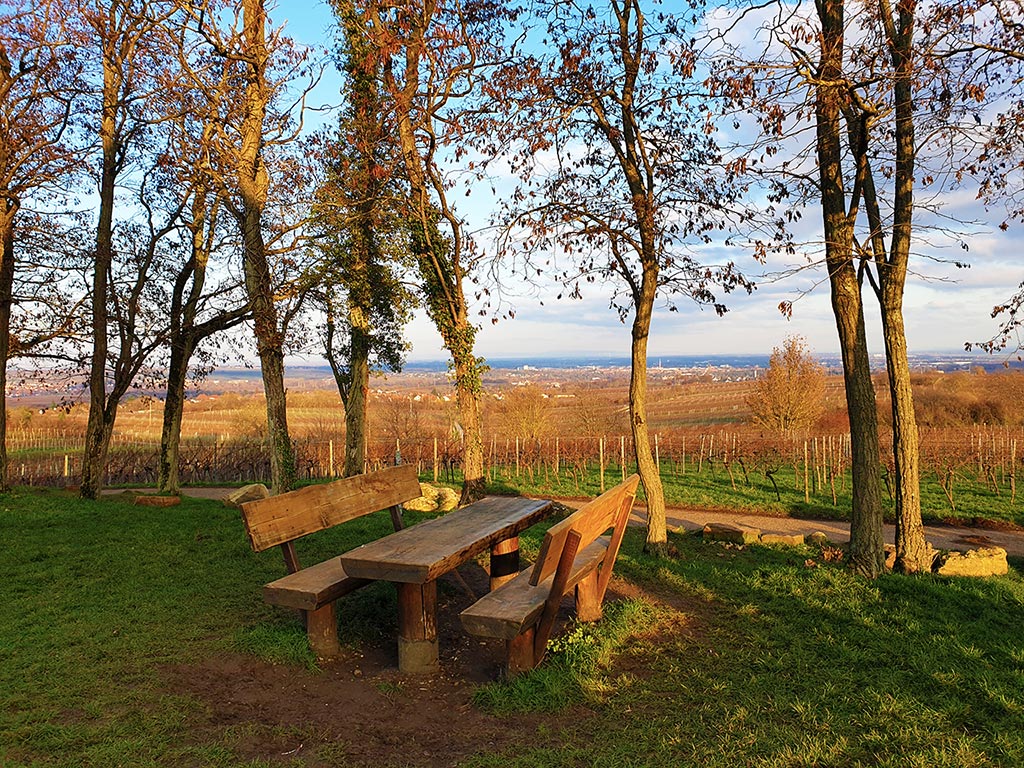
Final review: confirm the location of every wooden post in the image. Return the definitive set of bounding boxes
[328,439,334,477]
[681,435,686,475]
[64,454,69,479]
[433,436,438,482]
[804,440,810,503]
[620,435,626,481]
[505,628,536,677]
[490,537,520,590]
[599,437,605,493]
[575,572,603,622]
[655,433,660,473]
[396,582,439,674]
[305,604,342,659]
[515,436,520,478]
[554,436,560,476]
[1012,439,1017,505]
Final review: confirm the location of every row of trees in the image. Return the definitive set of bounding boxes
[2,0,1022,575]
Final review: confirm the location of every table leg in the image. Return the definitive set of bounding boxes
[490,535,520,591]
[396,581,439,674]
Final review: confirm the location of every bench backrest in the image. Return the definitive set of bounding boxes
[240,464,421,554]
[530,474,640,590]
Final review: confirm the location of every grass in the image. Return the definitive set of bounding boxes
[2,488,1024,766]
[484,461,1024,528]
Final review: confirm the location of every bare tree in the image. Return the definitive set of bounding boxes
[492,0,752,555]
[183,0,321,493]
[0,0,83,491]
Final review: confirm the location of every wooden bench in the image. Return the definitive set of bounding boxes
[239,464,422,658]
[460,474,640,676]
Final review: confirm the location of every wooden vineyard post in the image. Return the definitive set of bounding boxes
[804,440,810,504]
[681,435,686,475]
[1012,439,1017,505]
[698,435,705,474]
[655,433,660,473]
[433,437,438,482]
[554,436,560,477]
[599,437,605,493]
[329,439,334,477]
[620,435,626,481]
[515,436,520,478]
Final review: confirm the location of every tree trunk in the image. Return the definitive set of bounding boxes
[452,337,486,503]
[238,0,295,494]
[630,285,667,556]
[343,338,368,478]
[815,0,885,577]
[158,333,195,494]
[877,0,930,573]
[243,207,295,493]
[880,304,929,571]
[0,215,14,492]
[81,59,120,500]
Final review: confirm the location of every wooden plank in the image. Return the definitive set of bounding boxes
[339,497,553,583]
[263,558,372,611]
[530,475,639,587]
[240,464,421,552]
[460,538,610,640]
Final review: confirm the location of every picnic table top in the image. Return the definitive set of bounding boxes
[338,496,554,584]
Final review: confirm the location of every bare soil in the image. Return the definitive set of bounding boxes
[164,564,600,768]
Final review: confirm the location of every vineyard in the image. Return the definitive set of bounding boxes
[7,367,1023,526]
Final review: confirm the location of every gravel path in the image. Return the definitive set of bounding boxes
[167,486,1024,558]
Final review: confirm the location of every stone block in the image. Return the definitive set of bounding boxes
[760,533,805,547]
[884,544,897,571]
[703,522,761,545]
[936,547,1009,578]
[135,494,181,507]
[224,484,270,508]
[436,487,459,512]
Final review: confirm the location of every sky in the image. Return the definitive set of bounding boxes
[272,0,1024,365]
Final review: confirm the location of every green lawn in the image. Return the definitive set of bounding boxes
[2,488,1024,767]
[485,461,1024,527]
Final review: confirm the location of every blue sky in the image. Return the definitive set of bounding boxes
[273,0,1023,364]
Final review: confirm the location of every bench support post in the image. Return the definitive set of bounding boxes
[505,627,536,677]
[575,571,603,622]
[397,581,439,674]
[306,604,342,659]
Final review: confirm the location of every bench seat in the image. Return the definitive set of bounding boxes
[461,537,610,639]
[263,558,372,612]
[459,475,639,677]
[239,465,421,658]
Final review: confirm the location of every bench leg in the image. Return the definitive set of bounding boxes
[397,581,439,675]
[489,536,520,591]
[306,604,342,659]
[575,571,603,622]
[505,627,536,677]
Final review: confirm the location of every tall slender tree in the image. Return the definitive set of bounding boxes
[0,0,82,492]
[492,0,751,555]
[183,0,320,494]
[311,5,414,478]
[76,0,180,499]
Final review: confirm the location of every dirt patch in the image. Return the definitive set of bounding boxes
[164,566,589,767]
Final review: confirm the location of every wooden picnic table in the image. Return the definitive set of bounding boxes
[338,495,554,674]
